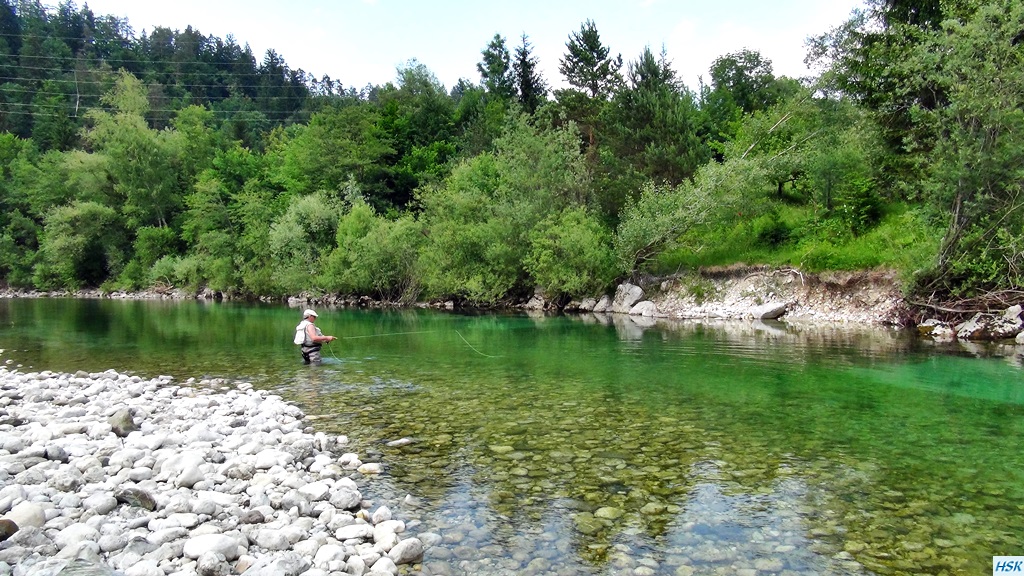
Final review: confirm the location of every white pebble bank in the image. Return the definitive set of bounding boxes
[0,366,433,576]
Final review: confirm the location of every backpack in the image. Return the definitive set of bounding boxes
[293,320,310,345]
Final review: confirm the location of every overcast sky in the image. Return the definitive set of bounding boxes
[78,0,864,91]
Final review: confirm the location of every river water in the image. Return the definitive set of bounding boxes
[1,298,1021,575]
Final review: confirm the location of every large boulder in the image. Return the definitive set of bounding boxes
[629,301,659,317]
[611,284,645,314]
[955,307,1023,341]
[750,302,789,320]
[108,407,138,438]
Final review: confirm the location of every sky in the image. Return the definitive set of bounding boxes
[77,0,866,92]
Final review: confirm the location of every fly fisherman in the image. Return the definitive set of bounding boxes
[296,309,336,364]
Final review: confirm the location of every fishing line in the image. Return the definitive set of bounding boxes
[320,327,498,360]
[325,330,435,362]
[341,330,436,339]
[455,330,501,358]
[327,340,344,362]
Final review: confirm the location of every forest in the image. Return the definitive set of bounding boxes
[0,0,1020,310]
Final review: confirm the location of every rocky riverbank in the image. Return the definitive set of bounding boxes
[0,366,434,575]
[558,268,911,326]
[5,266,1023,341]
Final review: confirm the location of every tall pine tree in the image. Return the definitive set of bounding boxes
[476,33,514,102]
[558,19,622,100]
[512,33,547,114]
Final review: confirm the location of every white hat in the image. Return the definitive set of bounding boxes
[303,309,318,318]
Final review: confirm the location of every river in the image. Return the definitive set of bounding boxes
[1,297,1021,575]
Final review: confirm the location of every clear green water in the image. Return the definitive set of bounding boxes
[1,298,1023,575]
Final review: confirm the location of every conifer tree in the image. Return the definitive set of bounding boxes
[558,19,622,100]
[476,33,515,101]
[512,33,547,114]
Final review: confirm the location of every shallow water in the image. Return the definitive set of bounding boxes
[1,298,1022,575]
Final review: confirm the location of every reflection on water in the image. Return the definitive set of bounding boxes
[1,299,1022,575]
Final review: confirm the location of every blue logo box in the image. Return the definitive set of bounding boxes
[995,557,1024,573]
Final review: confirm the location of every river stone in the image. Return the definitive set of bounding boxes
[254,449,293,470]
[298,481,330,502]
[573,513,602,535]
[82,494,118,515]
[183,534,244,561]
[238,510,265,524]
[5,501,46,529]
[108,407,138,438]
[357,462,383,475]
[611,283,645,313]
[114,487,157,511]
[369,555,398,574]
[754,557,785,571]
[175,465,205,488]
[256,528,294,551]
[387,537,424,565]
[629,301,659,317]
[592,295,612,313]
[196,551,232,576]
[335,523,373,541]
[237,552,310,576]
[19,558,120,576]
[0,519,16,542]
[53,523,99,550]
[371,505,392,524]
[595,506,623,520]
[345,556,366,575]
[750,301,789,320]
[51,468,86,492]
[97,534,127,553]
[312,543,346,566]
[45,445,70,463]
[329,485,361,510]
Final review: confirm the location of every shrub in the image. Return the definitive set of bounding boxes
[525,207,618,298]
[752,210,791,247]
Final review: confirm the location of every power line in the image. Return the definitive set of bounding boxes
[2,62,293,78]
[0,83,324,100]
[0,75,317,91]
[0,107,308,120]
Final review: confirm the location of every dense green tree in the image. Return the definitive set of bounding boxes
[558,19,623,100]
[0,0,21,56]
[84,72,183,229]
[701,49,796,147]
[418,113,591,304]
[266,191,343,294]
[512,34,547,114]
[525,206,617,297]
[324,191,424,302]
[602,47,709,202]
[33,200,126,288]
[909,0,1024,297]
[477,33,515,102]
[272,102,393,203]
[370,61,457,207]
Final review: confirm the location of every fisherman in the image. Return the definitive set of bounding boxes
[296,309,336,364]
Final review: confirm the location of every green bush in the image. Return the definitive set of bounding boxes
[349,216,424,303]
[267,192,344,294]
[33,201,126,289]
[525,207,617,298]
[752,210,791,247]
[149,255,178,286]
